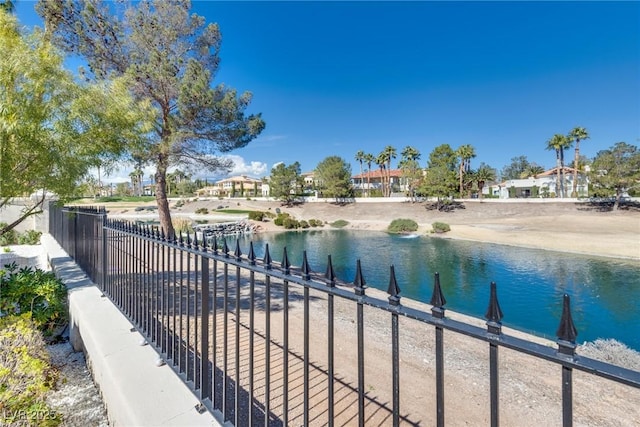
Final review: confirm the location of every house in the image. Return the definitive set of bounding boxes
[491,167,589,198]
[352,169,405,194]
[195,175,263,198]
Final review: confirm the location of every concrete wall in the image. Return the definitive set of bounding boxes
[41,234,224,427]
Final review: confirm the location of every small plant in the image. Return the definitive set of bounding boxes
[432,222,451,233]
[2,247,11,253]
[195,207,209,215]
[0,264,68,336]
[299,220,310,229]
[174,200,185,208]
[282,217,300,229]
[274,213,290,226]
[248,211,266,221]
[330,219,349,228]
[387,218,418,234]
[172,218,192,234]
[0,223,18,246]
[0,315,61,426]
[18,230,42,245]
[308,219,324,227]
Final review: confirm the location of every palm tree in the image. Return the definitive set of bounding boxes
[355,150,366,196]
[400,146,421,201]
[381,145,397,197]
[362,153,374,197]
[546,134,572,197]
[475,164,496,200]
[568,127,589,197]
[456,144,476,197]
[375,152,388,197]
[520,164,545,179]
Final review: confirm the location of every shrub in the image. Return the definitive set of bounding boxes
[282,217,300,229]
[387,219,418,234]
[274,213,290,226]
[18,230,42,245]
[299,220,310,229]
[172,218,192,234]
[0,315,61,426]
[308,219,324,227]
[330,219,349,228]
[248,211,265,221]
[0,223,18,246]
[195,207,209,215]
[0,264,68,336]
[174,200,185,208]
[432,222,451,233]
[264,211,277,219]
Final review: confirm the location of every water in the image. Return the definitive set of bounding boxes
[224,229,640,350]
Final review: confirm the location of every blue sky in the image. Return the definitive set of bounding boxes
[15,1,640,182]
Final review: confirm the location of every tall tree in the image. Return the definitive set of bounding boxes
[269,162,301,205]
[315,156,353,201]
[546,134,572,197]
[399,146,421,202]
[501,156,531,180]
[0,11,150,236]
[568,126,589,197]
[382,145,397,197]
[37,0,265,238]
[418,144,458,205]
[354,150,365,197]
[590,142,640,210]
[375,152,388,197]
[363,153,375,197]
[456,144,476,197]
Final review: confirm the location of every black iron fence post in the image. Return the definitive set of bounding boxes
[557,294,578,427]
[485,281,504,427]
[430,272,447,427]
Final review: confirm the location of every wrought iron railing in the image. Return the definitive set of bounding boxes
[50,205,640,426]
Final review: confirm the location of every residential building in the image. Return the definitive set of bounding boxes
[489,167,589,198]
[352,169,405,194]
[195,175,263,198]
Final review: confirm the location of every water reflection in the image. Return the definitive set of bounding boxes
[226,230,640,350]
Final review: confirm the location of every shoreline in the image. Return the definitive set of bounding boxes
[105,199,640,261]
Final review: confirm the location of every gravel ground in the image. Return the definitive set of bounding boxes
[46,339,109,427]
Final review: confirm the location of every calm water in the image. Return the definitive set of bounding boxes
[225,230,640,351]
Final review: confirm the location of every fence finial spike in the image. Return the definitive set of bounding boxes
[325,255,336,286]
[263,243,272,269]
[353,259,366,295]
[387,265,401,306]
[302,251,311,280]
[248,242,256,265]
[192,231,199,248]
[234,239,242,260]
[430,272,447,318]
[281,247,290,274]
[222,239,229,258]
[556,294,578,355]
[485,281,503,334]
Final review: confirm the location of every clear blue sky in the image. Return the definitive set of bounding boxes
[15,1,640,182]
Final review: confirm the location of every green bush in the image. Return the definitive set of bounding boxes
[0,223,18,246]
[0,264,68,336]
[387,218,418,234]
[299,220,310,229]
[18,230,42,245]
[274,213,290,226]
[308,219,324,227]
[264,211,277,219]
[330,219,349,228]
[282,217,300,229]
[248,211,265,221]
[195,207,209,214]
[432,222,451,233]
[0,315,61,426]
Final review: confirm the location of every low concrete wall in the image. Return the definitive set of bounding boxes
[41,234,224,427]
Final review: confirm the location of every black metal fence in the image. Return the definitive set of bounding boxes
[50,205,640,426]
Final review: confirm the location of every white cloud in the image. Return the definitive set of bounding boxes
[225,155,268,177]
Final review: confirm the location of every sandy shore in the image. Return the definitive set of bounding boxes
[167,199,640,261]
